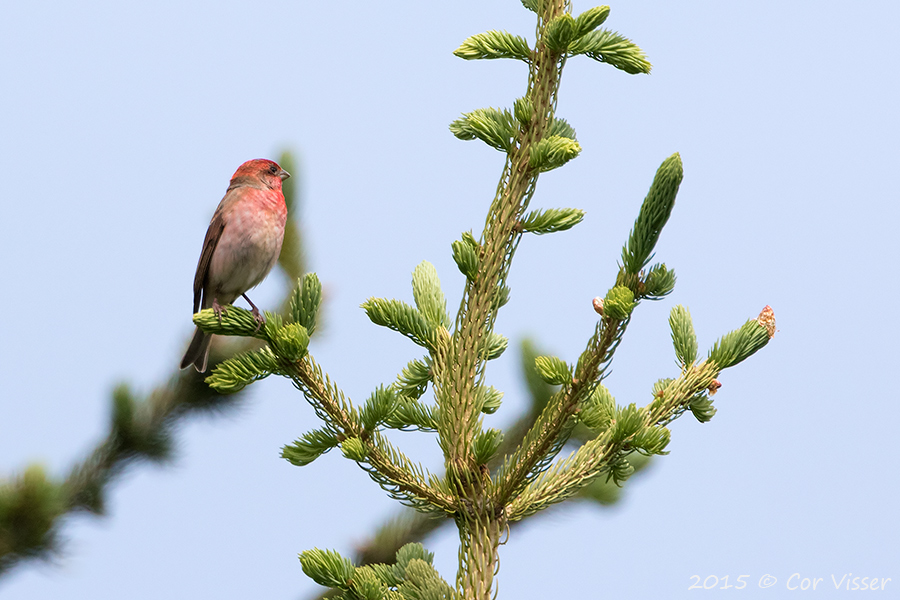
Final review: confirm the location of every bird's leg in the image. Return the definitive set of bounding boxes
[242,293,266,332]
[212,297,227,323]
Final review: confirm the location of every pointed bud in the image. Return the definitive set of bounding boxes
[757,305,776,338]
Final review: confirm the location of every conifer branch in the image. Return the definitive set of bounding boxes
[278,356,457,514]
[2,2,778,596]
[301,543,454,599]
[304,341,657,600]
[494,312,628,506]
[506,310,775,521]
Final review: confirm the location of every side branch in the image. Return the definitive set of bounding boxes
[647,362,720,425]
[1,367,248,574]
[505,430,618,522]
[505,362,716,521]
[281,357,457,514]
[365,433,458,514]
[494,314,627,507]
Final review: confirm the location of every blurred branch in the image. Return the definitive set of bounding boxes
[0,150,306,577]
[276,152,305,284]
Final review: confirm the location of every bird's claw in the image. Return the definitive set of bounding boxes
[251,307,265,333]
[212,298,228,324]
[242,293,265,333]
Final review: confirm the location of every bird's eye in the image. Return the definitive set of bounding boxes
[269,164,278,174]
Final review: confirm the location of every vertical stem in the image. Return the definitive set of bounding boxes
[437,3,570,598]
[436,0,568,479]
[456,476,506,600]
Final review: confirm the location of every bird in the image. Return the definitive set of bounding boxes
[180,158,290,372]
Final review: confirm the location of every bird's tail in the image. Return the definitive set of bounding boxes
[180,327,212,372]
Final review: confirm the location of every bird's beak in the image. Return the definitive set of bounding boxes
[278,169,291,181]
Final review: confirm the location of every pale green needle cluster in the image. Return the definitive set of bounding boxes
[195,4,775,599]
[0,4,774,598]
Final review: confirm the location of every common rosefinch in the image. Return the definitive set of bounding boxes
[180,159,290,372]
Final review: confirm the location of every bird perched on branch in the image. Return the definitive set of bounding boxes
[181,159,290,372]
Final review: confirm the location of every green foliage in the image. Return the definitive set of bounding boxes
[270,322,310,362]
[454,30,531,61]
[449,107,517,152]
[395,543,434,572]
[0,2,764,596]
[276,151,305,281]
[689,394,717,423]
[643,263,676,299]
[544,13,577,52]
[534,355,572,385]
[621,153,684,274]
[451,237,480,281]
[513,96,533,125]
[520,207,585,234]
[520,339,556,412]
[491,283,511,310]
[400,560,455,599]
[291,272,323,336]
[205,347,279,394]
[611,403,643,443]
[529,135,582,172]
[391,544,453,600]
[483,331,508,360]
[602,285,635,320]
[708,319,771,369]
[341,438,369,462]
[345,566,389,600]
[299,548,357,589]
[606,455,635,485]
[669,305,698,366]
[361,298,437,351]
[580,452,649,505]
[547,116,577,140]
[474,429,504,464]
[652,377,674,398]
[412,261,451,329]
[282,427,341,467]
[632,425,671,456]
[361,387,399,432]
[0,466,65,573]
[188,7,771,594]
[580,383,616,431]
[111,384,171,461]
[569,28,652,74]
[385,398,440,432]
[298,543,452,599]
[394,357,432,399]
[574,6,611,38]
[261,311,286,342]
[364,563,402,588]
[475,385,503,414]
[3,298,275,572]
[192,305,267,339]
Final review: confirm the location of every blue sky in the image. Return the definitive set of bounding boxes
[1,1,898,598]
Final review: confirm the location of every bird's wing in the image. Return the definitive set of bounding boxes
[192,208,227,313]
